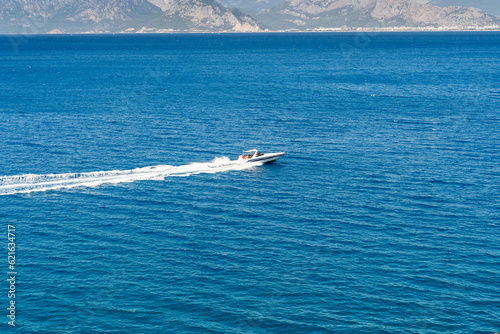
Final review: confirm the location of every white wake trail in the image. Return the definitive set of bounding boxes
[0,157,255,196]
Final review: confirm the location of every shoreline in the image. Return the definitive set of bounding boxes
[1,28,500,36]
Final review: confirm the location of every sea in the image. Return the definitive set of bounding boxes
[0,32,499,333]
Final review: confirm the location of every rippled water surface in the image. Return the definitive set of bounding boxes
[1,32,499,333]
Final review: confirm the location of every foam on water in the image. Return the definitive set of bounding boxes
[0,157,255,195]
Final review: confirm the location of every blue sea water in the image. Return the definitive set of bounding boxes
[0,32,499,333]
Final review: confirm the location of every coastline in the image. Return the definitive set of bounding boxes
[2,26,500,35]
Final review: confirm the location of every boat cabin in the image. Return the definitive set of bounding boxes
[242,149,264,160]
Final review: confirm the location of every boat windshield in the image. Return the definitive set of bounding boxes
[245,150,265,159]
[244,149,260,159]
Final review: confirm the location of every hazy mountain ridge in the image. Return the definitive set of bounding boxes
[0,0,161,32]
[256,0,500,30]
[219,0,500,16]
[0,0,498,33]
[0,0,262,32]
[146,0,262,31]
[218,0,285,15]
[432,0,500,17]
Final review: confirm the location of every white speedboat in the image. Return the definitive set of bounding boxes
[238,149,287,164]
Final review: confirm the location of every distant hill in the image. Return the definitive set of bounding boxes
[432,0,500,18]
[0,0,263,33]
[144,0,263,32]
[254,0,500,30]
[218,0,285,15]
[0,0,498,33]
[0,0,162,33]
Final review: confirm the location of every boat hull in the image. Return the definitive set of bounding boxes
[245,152,286,164]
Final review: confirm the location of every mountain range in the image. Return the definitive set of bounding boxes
[0,0,498,33]
[253,0,500,30]
[431,0,500,17]
[0,0,262,33]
